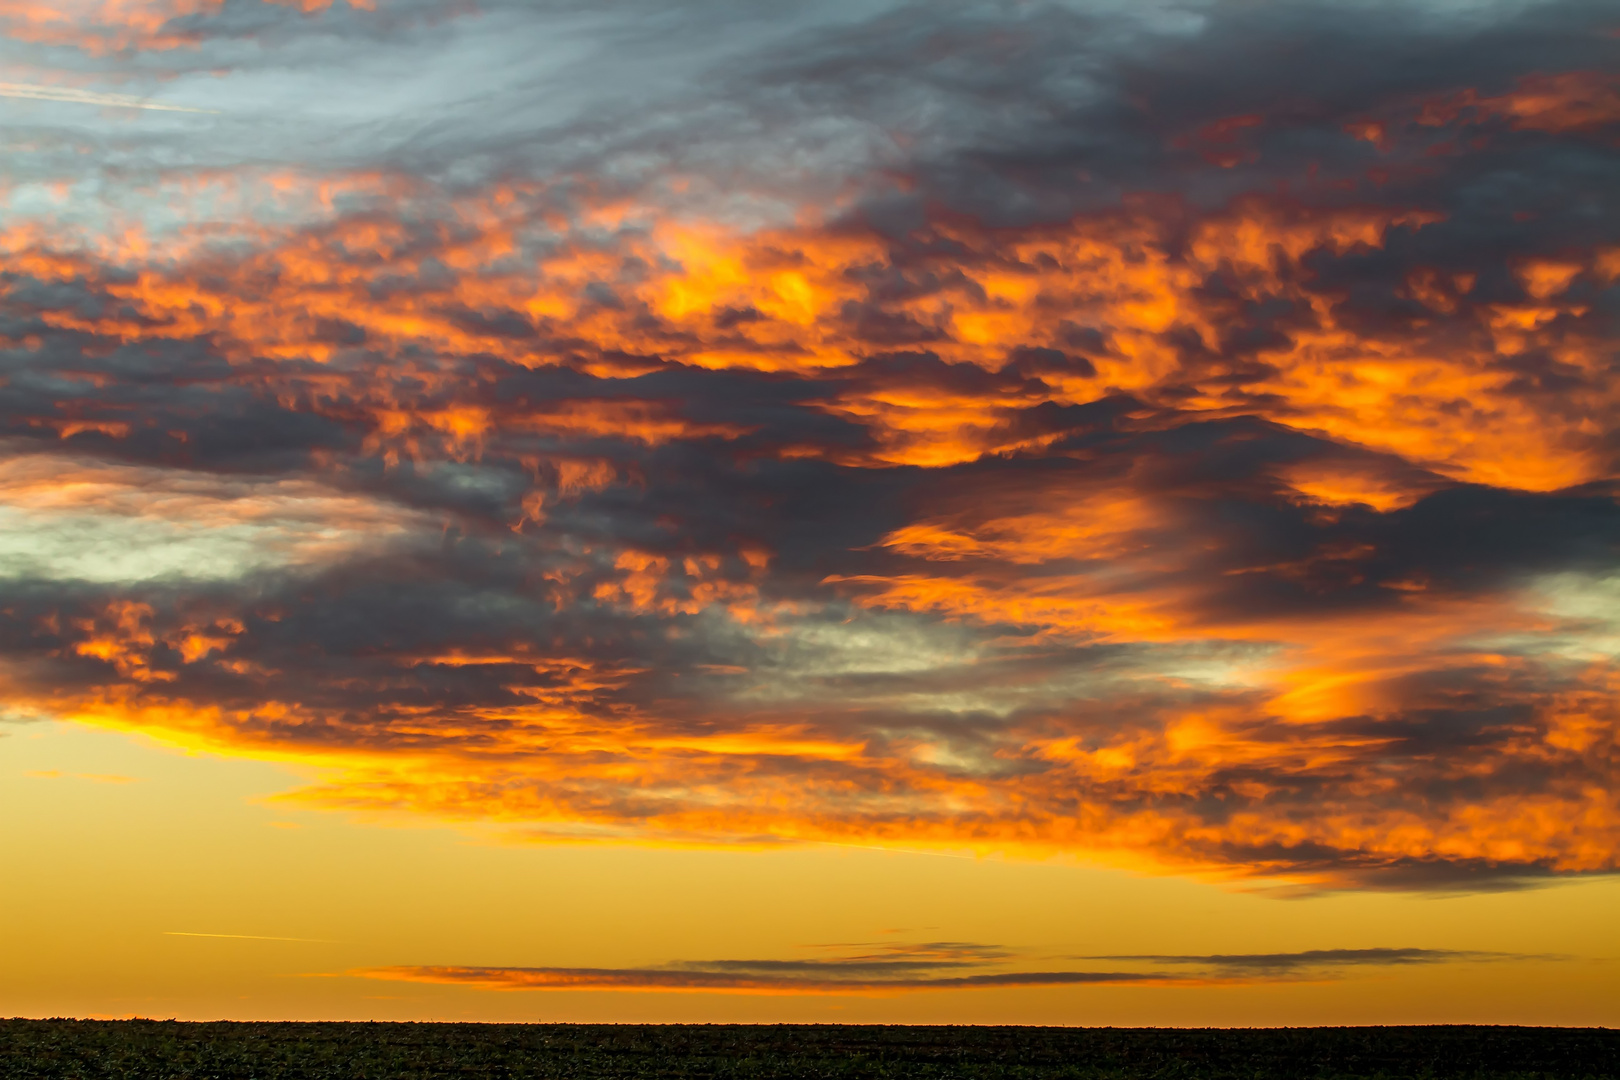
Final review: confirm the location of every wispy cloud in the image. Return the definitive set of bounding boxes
[165,932,337,943]
[1086,949,1544,974]
[24,770,137,784]
[0,82,218,114]
[354,964,1179,995]
[352,942,1533,995]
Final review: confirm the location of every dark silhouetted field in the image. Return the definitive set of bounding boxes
[2,1021,1617,1079]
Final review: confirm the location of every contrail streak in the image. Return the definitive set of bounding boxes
[0,82,219,114]
[164,932,336,943]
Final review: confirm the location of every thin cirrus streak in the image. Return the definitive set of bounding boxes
[352,966,1186,995]
[1080,950,1532,973]
[2,0,1618,892]
[0,81,218,112]
[164,932,337,943]
[352,946,1534,995]
[23,769,136,783]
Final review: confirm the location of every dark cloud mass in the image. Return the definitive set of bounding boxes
[0,0,1617,890]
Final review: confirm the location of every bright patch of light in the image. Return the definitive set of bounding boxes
[0,453,434,583]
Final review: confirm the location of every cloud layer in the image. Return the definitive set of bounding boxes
[1,0,1618,890]
[354,942,1538,995]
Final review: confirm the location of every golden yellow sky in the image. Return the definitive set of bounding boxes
[4,720,1615,1023]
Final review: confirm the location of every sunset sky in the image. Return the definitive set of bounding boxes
[1,0,1618,1025]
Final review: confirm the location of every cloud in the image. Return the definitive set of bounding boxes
[163,931,335,943]
[353,940,1166,995]
[23,768,136,783]
[353,941,1542,995]
[0,452,440,583]
[355,964,1177,995]
[0,81,218,113]
[351,965,1179,990]
[0,0,1616,892]
[1084,948,1537,973]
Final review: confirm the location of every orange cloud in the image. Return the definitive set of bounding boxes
[12,186,1613,490]
[2,45,1617,894]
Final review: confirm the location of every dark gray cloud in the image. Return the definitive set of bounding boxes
[1085,948,1540,972]
[356,940,1547,993]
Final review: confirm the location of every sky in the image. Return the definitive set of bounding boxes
[0,0,1618,1025]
